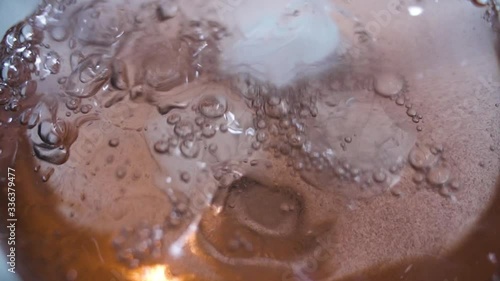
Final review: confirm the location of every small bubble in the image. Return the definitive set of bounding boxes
[219,124,228,133]
[373,72,404,97]
[406,108,417,117]
[490,145,496,152]
[279,119,290,129]
[427,163,450,186]
[201,123,216,138]
[257,119,266,129]
[256,131,268,142]
[65,98,80,110]
[250,159,259,166]
[42,168,55,182]
[344,136,352,143]
[373,171,387,183]
[251,141,261,150]
[395,96,405,106]
[58,77,68,85]
[44,51,61,74]
[174,121,194,138]
[106,155,115,164]
[157,2,178,20]
[195,116,205,126]
[280,202,290,212]
[199,95,227,118]
[180,140,200,158]
[50,26,69,42]
[116,167,127,179]
[80,104,92,114]
[167,114,181,125]
[154,140,170,154]
[180,172,190,183]
[412,116,420,123]
[449,179,461,190]
[293,161,304,171]
[413,173,425,184]
[409,145,438,170]
[416,126,423,131]
[288,133,305,147]
[109,138,120,147]
[208,143,218,153]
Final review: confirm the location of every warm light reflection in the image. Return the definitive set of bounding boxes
[130,265,177,281]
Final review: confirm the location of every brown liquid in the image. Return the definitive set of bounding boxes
[0,0,499,281]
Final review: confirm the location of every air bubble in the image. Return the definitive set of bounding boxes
[50,26,69,41]
[65,98,80,110]
[154,140,170,154]
[174,121,194,138]
[44,51,61,74]
[395,96,405,106]
[167,114,181,125]
[373,72,404,97]
[180,140,200,158]
[408,145,437,169]
[427,163,450,186]
[80,104,92,114]
[288,132,306,147]
[202,123,216,138]
[372,171,387,183]
[406,108,417,117]
[116,167,127,179]
[109,138,120,147]
[219,124,228,132]
[180,172,190,183]
[199,95,227,118]
[256,131,268,142]
[208,143,218,153]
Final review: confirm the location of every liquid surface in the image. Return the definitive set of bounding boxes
[0,0,499,281]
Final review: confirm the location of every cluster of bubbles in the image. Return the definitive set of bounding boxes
[0,0,480,279]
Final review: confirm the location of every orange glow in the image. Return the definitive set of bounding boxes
[130,265,177,281]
